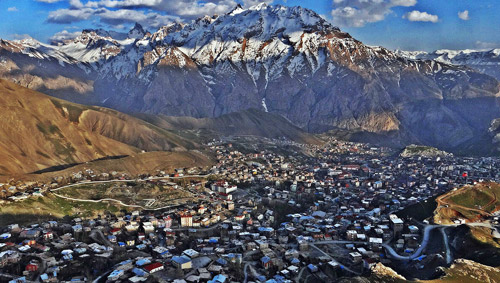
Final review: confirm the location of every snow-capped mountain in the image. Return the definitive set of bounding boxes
[1,4,500,154]
[396,49,500,80]
[2,37,85,67]
[128,22,148,39]
[56,26,146,65]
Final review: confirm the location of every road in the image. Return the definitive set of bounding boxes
[243,263,261,283]
[435,185,494,218]
[169,223,223,232]
[314,225,453,262]
[51,174,212,192]
[0,272,36,282]
[440,227,452,264]
[50,174,213,211]
[309,242,362,275]
[382,225,435,260]
[296,266,307,283]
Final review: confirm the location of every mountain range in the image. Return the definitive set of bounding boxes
[1,3,500,155]
[396,49,500,81]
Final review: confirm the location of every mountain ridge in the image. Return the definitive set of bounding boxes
[1,4,500,154]
[396,48,500,80]
[0,79,198,175]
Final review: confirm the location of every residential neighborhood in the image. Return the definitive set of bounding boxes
[1,138,500,282]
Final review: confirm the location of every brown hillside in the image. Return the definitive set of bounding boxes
[0,79,197,175]
[137,108,323,145]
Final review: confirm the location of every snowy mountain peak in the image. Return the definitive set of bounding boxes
[128,23,147,39]
[229,4,244,15]
[169,4,340,50]
[250,2,269,11]
[397,48,500,80]
[13,37,43,48]
[151,23,184,42]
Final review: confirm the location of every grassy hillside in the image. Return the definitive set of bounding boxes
[434,182,500,224]
[0,79,198,175]
[137,108,323,145]
[0,193,122,226]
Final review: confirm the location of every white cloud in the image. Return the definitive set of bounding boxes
[458,10,469,21]
[98,0,237,18]
[45,0,273,30]
[7,7,18,12]
[331,0,417,27]
[47,7,97,23]
[49,30,82,44]
[9,34,33,40]
[242,0,274,7]
[99,8,179,28]
[403,10,438,23]
[35,0,63,3]
[68,0,99,9]
[64,0,273,18]
[47,6,180,29]
[475,41,500,50]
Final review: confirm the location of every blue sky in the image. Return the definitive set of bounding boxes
[1,0,499,51]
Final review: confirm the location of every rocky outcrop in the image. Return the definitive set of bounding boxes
[371,263,406,281]
[400,145,452,158]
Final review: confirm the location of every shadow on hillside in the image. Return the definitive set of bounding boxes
[31,155,129,174]
[0,213,63,227]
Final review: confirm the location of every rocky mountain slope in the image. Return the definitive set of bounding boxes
[138,108,322,145]
[1,4,500,154]
[346,259,500,283]
[0,79,196,175]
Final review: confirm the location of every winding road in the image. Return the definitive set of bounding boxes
[440,227,452,264]
[50,174,213,211]
[382,225,441,260]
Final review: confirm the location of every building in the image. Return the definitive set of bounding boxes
[143,262,164,274]
[261,256,272,269]
[180,214,193,227]
[390,218,404,234]
[172,256,192,270]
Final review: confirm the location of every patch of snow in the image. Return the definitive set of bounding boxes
[261,98,268,112]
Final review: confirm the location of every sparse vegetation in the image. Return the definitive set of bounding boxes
[56,181,193,208]
[435,182,500,224]
[0,193,122,226]
[400,144,451,158]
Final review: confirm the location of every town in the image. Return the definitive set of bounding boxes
[1,137,500,282]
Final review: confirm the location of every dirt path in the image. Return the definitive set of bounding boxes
[435,186,493,220]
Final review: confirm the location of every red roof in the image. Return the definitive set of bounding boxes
[144,262,164,272]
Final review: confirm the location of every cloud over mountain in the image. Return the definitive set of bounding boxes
[331,0,417,27]
[403,10,439,23]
